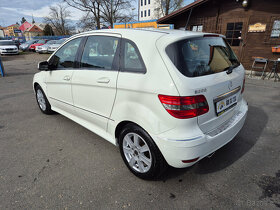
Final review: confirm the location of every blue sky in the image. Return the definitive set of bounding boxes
[0,0,195,27]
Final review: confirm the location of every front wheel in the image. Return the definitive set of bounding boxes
[119,123,167,179]
[35,85,53,115]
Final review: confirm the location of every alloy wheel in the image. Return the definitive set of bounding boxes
[122,132,152,173]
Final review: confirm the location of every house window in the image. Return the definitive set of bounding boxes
[148,9,150,16]
[145,0,146,5]
[225,22,243,46]
[144,10,146,17]
[141,0,143,6]
[271,20,280,38]
[148,0,150,4]
[141,11,143,18]
[191,25,203,32]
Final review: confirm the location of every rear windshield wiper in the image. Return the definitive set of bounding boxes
[224,63,240,74]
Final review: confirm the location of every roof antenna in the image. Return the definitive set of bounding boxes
[184,8,193,30]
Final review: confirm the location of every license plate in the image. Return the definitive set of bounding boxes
[215,93,238,116]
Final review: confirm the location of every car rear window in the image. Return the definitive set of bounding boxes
[166,36,240,77]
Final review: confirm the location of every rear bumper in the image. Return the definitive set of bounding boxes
[152,98,248,168]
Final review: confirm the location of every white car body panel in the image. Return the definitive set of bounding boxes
[45,70,75,114]
[72,70,119,131]
[33,29,248,168]
[71,33,121,131]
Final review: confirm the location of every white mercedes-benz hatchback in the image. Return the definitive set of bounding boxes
[33,29,248,179]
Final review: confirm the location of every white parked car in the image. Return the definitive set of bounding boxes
[36,40,57,53]
[47,38,68,53]
[33,29,248,179]
[0,40,19,55]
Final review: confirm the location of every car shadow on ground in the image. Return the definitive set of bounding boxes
[160,105,268,180]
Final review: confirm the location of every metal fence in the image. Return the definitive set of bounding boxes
[0,35,71,43]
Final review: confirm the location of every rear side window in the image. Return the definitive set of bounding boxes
[166,37,240,77]
[121,39,146,73]
[80,35,119,70]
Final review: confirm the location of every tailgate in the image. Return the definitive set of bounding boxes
[162,34,245,133]
[196,67,244,133]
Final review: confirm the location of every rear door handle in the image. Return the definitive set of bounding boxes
[97,77,110,84]
[63,75,71,81]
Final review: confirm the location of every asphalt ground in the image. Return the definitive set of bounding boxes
[0,53,279,209]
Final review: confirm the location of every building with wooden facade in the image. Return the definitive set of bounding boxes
[157,0,280,69]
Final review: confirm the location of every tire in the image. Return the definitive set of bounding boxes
[35,85,53,115]
[119,123,167,180]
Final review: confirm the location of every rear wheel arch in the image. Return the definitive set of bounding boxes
[117,122,168,179]
[115,121,139,145]
[114,120,166,161]
[115,121,157,146]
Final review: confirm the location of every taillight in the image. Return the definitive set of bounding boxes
[241,77,245,94]
[158,94,209,119]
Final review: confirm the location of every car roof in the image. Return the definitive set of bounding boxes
[75,28,213,38]
[70,28,217,45]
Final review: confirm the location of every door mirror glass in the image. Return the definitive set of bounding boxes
[38,61,49,71]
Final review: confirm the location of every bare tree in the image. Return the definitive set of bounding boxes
[44,4,74,35]
[100,0,135,28]
[155,0,184,18]
[77,12,97,31]
[63,0,102,29]
[64,0,136,30]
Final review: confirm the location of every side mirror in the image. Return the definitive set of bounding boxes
[38,61,49,71]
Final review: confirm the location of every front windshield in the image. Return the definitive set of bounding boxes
[56,39,66,44]
[37,40,46,44]
[0,41,15,46]
[25,40,35,44]
[166,36,240,77]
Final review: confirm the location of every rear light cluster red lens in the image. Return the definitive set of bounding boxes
[158,94,209,119]
[241,77,245,94]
